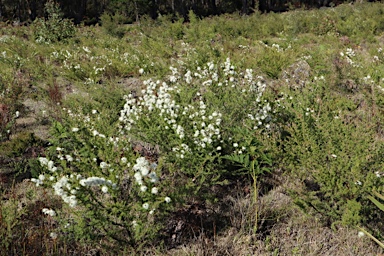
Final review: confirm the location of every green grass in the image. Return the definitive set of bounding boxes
[1,2,384,255]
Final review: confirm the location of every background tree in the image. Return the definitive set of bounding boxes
[0,0,366,24]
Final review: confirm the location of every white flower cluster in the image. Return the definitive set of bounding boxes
[176,58,267,99]
[49,48,112,84]
[133,157,159,185]
[31,158,59,186]
[38,157,58,172]
[132,157,171,210]
[31,174,47,186]
[79,176,116,194]
[50,232,58,239]
[247,102,272,130]
[188,98,222,150]
[53,175,78,207]
[169,66,179,83]
[119,58,273,158]
[0,35,12,43]
[121,80,177,129]
[259,41,291,53]
[42,208,56,217]
[119,78,198,150]
[54,144,77,162]
[120,79,223,153]
[222,57,236,86]
[271,43,283,52]
[340,48,360,68]
[32,156,78,207]
[170,58,266,91]
[362,75,374,84]
[172,143,191,159]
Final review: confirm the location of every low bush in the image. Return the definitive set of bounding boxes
[32,58,278,249]
[280,78,384,228]
[33,1,76,44]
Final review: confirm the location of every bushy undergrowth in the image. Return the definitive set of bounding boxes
[280,80,384,227]
[33,1,75,44]
[31,58,276,249]
[0,48,27,141]
[2,2,384,254]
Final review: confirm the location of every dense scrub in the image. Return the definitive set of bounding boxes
[1,2,384,255]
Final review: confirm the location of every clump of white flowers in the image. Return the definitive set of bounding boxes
[340,48,361,68]
[119,58,273,164]
[42,208,56,217]
[52,175,78,207]
[79,176,116,190]
[33,57,276,246]
[132,157,170,211]
[49,47,113,85]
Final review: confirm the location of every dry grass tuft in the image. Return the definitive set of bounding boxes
[166,180,384,256]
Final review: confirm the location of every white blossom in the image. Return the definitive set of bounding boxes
[50,232,58,239]
[39,157,49,166]
[42,208,56,217]
[101,186,108,193]
[100,162,108,169]
[65,155,73,162]
[148,172,159,183]
[151,187,159,194]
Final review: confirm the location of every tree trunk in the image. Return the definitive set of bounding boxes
[210,0,217,15]
[242,0,248,14]
[149,0,158,19]
[133,0,139,23]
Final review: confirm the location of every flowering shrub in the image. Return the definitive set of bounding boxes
[119,58,275,193]
[33,57,276,247]
[34,108,172,247]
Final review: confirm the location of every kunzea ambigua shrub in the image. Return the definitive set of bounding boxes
[33,58,277,247]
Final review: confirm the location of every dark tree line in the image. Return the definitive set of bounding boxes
[0,0,364,24]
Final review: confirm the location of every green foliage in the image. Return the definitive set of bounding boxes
[334,3,384,40]
[5,2,384,253]
[0,191,26,252]
[369,192,384,212]
[32,57,276,249]
[358,192,384,249]
[0,183,65,255]
[100,12,127,38]
[255,43,293,79]
[223,137,272,177]
[281,80,384,227]
[33,1,76,44]
[33,100,174,249]
[0,132,44,157]
[223,136,272,232]
[118,58,276,195]
[0,69,25,141]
